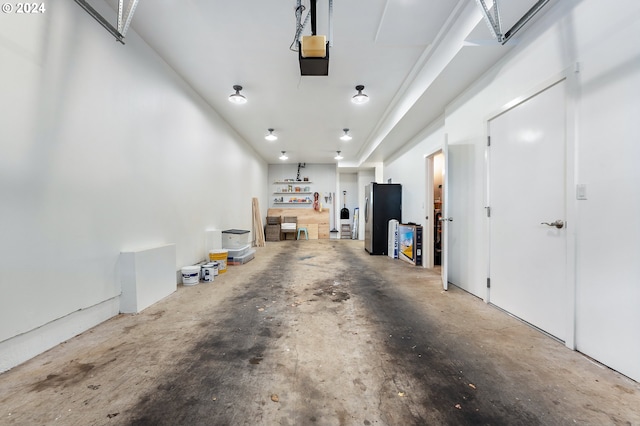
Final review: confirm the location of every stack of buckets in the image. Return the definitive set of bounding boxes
[181,260,221,286]
[179,241,231,286]
[200,262,218,282]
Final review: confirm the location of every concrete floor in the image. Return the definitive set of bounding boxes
[1,240,638,425]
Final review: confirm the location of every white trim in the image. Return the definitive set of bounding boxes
[0,296,120,373]
[441,135,449,291]
[563,64,580,350]
[484,120,491,304]
[424,154,435,269]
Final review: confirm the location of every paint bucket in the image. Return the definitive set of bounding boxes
[201,263,215,282]
[209,250,228,274]
[211,261,219,276]
[181,265,200,286]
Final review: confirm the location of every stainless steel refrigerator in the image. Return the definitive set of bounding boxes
[364,183,402,255]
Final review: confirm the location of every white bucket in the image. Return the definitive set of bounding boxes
[211,261,219,276]
[181,265,200,286]
[201,263,215,283]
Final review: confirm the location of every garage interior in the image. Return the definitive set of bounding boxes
[1,0,639,424]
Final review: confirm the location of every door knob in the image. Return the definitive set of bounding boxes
[541,220,564,229]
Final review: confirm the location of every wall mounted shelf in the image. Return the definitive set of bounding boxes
[273,181,313,184]
[274,201,312,204]
[274,192,313,195]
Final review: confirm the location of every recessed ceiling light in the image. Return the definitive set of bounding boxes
[279,151,288,160]
[228,85,247,104]
[334,151,343,160]
[340,128,352,141]
[352,85,369,104]
[265,128,278,141]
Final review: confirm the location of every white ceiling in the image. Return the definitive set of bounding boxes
[104,0,553,168]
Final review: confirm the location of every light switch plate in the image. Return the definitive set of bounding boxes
[576,184,587,200]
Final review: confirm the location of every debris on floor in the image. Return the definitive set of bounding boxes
[249,356,263,365]
[313,286,350,302]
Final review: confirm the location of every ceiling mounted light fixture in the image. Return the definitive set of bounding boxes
[228,85,247,104]
[265,128,278,141]
[340,128,352,141]
[334,151,343,160]
[351,85,369,104]
[279,151,288,160]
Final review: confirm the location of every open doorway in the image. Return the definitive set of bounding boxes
[432,153,444,268]
[424,150,445,271]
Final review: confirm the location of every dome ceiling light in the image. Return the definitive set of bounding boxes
[340,128,352,141]
[265,128,278,141]
[228,85,247,104]
[334,151,343,160]
[351,85,369,104]
[279,151,288,160]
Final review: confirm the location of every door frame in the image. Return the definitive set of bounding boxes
[441,137,449,291]
[424,154,435,269]
[484,67,578,349]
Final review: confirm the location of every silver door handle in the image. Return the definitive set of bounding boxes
[541,220,564,229]
[439,217,453,222]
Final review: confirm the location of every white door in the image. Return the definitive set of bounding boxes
[446,143,477,296]
[488,80,567,341]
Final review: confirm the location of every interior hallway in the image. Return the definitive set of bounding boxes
[1,240,638,425]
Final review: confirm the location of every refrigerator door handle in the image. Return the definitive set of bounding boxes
[364,197,370,222]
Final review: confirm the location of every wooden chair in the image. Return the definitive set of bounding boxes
[280,216,297,240]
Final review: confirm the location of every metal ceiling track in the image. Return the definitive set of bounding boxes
[292,0,333,50]
[476,0,549,45]
[73,0,139,45]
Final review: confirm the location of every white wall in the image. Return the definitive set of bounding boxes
[338,172,358,223]
[357,170,375,240]
[572,2,640,382]
[383,0,640,382]
[0,1,267,371]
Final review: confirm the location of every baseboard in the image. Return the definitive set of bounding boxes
[0,296,120,373]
